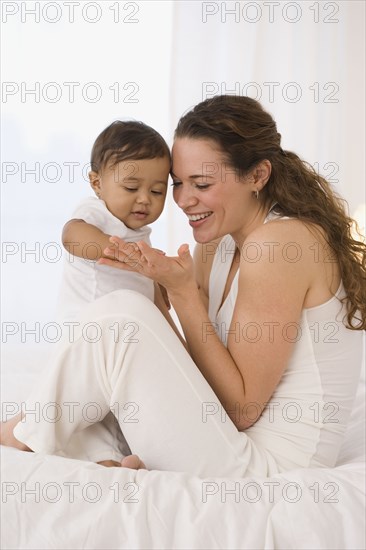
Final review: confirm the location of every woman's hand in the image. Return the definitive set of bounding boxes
[98,236,196,295]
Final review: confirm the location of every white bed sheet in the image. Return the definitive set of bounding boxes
[1,345,365,549]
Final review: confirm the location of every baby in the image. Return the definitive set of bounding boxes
[51,120,171,467]
[56,120,170,322]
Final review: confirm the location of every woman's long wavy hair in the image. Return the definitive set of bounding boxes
[175,95,365,330]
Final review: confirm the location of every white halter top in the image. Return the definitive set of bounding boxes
[207,210,364,471]
[208,208,282,337]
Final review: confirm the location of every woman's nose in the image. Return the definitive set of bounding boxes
[174,186,198,210]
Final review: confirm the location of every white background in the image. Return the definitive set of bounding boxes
[1,0,365,340]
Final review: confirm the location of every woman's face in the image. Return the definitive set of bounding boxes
[171,137,257,244]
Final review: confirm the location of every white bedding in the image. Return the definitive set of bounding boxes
[1,345,365,549]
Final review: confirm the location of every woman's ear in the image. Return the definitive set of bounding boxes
[253,160,272,191]
[89,171,101,197]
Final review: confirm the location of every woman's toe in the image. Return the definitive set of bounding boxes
[120,454,147,470]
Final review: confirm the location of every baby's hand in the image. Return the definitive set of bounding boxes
[99,236,165,271]
[100,236,142,269]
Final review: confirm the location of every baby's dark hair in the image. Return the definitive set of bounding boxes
[90,120,170,172]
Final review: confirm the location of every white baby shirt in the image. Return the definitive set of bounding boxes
[56,196,154,321]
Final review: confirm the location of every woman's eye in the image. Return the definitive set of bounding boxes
[170,181,210,190]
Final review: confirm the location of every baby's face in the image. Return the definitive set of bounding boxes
[91,156,170,229]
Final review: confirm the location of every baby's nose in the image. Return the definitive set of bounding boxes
[136,191,150,204]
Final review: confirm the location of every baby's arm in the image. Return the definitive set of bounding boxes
[62,219,116,260]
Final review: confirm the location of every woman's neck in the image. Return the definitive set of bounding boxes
[230,202,277,250]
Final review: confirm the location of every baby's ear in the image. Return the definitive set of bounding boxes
[89,171,101,197]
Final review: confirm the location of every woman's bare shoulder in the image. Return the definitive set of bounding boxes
[240,217,341,304]
[245,217,328,254]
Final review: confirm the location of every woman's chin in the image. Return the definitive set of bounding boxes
[193,231,217,244]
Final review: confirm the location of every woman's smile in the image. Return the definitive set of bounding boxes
[186,211,213,225]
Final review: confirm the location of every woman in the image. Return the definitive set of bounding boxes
[2,96,365,477]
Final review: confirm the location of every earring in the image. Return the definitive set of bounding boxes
[254,189,259,200]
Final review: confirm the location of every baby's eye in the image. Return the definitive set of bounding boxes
[151,190,164,195]
[124,187,138,192]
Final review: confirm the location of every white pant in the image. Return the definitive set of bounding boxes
[14,290,277,477]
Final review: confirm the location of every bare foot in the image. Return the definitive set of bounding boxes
[97,460,122,467]
[121,454,147,470]
[0,414,33,451]
[98,455,147,470]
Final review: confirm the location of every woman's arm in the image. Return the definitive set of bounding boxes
[192,239,222,313]
[153,282,188,349]
[169,224,317,430]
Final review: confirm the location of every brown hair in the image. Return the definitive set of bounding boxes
[175,95,365,330]
[91,120,170,172]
